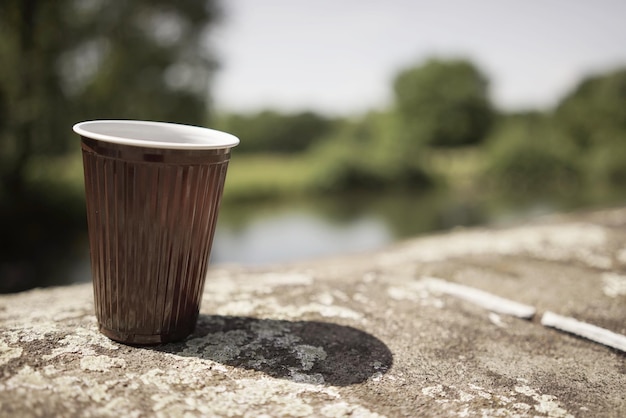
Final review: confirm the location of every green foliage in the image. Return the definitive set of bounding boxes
[67,0,219,124]
[213,110,335,153]
[0,0,75,192]
[223,153,318,201]
[0,0,220,290]
[310,58,496,193]
[553,68,626,189]
[586,132,626,188]
[483,67,626,194]
[482,113,582,193]
[393,58,494,148]
[554,68,626,150]
[0,0,220,197]
[312,112,433,193]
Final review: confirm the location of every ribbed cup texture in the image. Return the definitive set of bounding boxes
[81,137,230,344]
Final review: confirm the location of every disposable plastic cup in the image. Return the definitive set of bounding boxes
[73,120,239,344]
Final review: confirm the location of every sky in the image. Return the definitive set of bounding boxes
[210,0,626,116]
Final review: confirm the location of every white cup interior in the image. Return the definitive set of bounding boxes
[73,120,239,150]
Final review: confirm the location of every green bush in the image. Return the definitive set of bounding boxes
[311,112,434,193]
[554,68,626,150]
[393,58,494,148]
[213,110,335,154]
[587,133,626,187]
[482,114,582,193]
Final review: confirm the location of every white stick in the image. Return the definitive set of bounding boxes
[541,311,626,353]
[423,277,536,319]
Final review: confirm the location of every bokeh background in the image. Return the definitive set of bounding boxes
[2,0,626,293]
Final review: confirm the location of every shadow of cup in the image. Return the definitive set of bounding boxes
[153,315,393,386]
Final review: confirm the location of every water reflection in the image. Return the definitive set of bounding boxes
[212,211,392,265]
[5,188,625,293]
[210,191,488,267]
[211,188,626,267]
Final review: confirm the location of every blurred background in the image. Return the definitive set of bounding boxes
[2,0,626,293]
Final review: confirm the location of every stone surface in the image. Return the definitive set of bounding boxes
[1,208,626,417]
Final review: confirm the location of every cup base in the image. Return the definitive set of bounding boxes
[98,325,194,346]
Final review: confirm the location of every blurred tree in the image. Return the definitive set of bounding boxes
[554,67,626,187]
[482,112,581,193]
[215,110,335,153]
[0,0,220,292]
[0,0,220,198]
[312,111,433,192]
[392,58,494,149]
[554,67,626,150]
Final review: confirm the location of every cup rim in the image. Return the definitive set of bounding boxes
[73,120,240,150]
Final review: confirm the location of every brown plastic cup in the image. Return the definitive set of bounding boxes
[73,120,239,345]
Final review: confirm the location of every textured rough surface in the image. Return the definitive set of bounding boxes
[1,208,626,417]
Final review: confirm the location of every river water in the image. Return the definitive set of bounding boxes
[29,188,626,291]
[211,190,604,265]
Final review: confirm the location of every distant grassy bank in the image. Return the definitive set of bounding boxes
[223,154,318,201]
[23,148,489,206]
[22,152,321,203]
[24,133,626,216]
